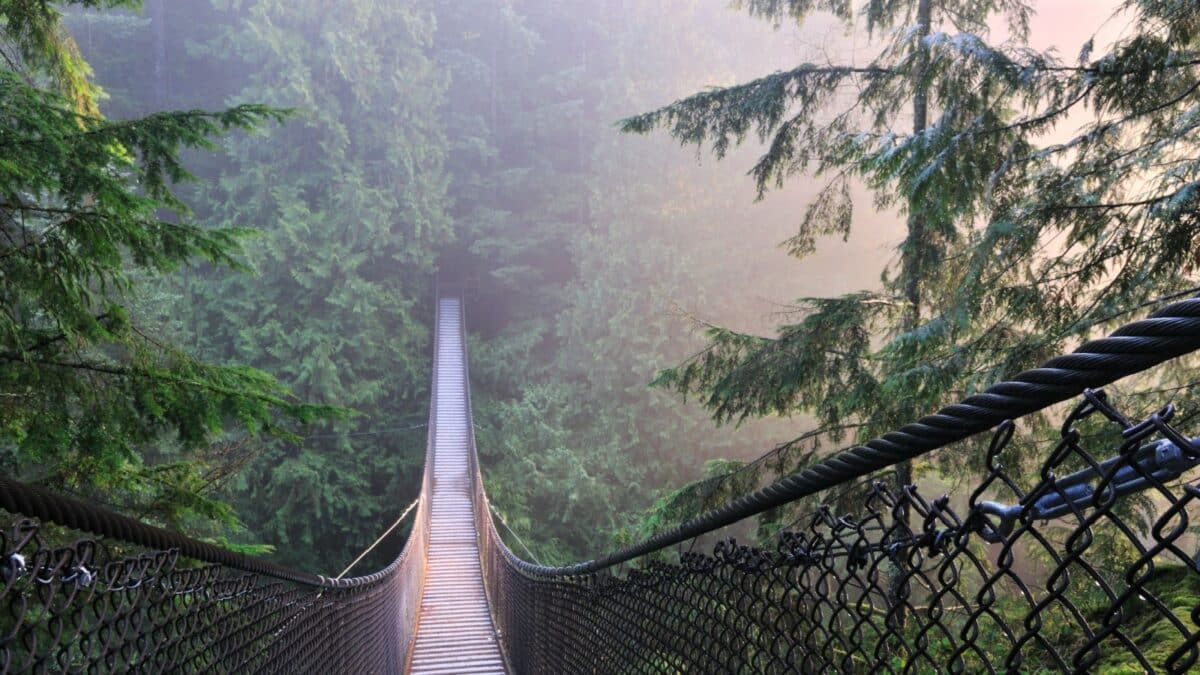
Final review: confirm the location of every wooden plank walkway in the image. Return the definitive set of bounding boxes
[407,297,507,675]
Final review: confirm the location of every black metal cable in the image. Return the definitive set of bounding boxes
[0,291,445,673]
[4,294,1200,593]
[0,474,403,588]
[506,295,1200,575]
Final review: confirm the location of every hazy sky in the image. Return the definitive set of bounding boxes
[671,1,1130,333]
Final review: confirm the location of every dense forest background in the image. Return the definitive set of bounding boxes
[9,1,1200,670]
[56,0,855,571]
[13,0,1181,583]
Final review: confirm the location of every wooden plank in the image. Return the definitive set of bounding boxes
[406,298,508,674]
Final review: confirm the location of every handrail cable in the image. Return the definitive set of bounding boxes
[643,287,1200,529]
[3,295,1200,583]
[335,498,420,581]
[488,502,542,565]
[500,293,1200,575]
[476,291,1200,674]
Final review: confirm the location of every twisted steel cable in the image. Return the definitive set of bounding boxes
[4,291,1200,672]
[3,297,1200,582]
[0,473,404,588]
[507,295,1200,575]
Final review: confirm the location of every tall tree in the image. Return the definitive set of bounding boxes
[438,0,797,562]
[177,0,452,571]
[0,0,328,532]
[625,0,1034,461]
[625,0,1200,607]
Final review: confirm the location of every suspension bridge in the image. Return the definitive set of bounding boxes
[4,292,1200,673]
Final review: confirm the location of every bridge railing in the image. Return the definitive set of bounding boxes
[6,290,1200,673]
[0,453,430,673]
[0,296,447,673]
[470,295,1200,674]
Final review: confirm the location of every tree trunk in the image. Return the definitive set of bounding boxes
[887,0,933,633]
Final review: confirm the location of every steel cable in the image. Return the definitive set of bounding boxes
[504,295,1200,575]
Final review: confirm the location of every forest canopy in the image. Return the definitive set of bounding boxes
[0,0,329,540]
[3,0,803,570]
[4,0,1196,584]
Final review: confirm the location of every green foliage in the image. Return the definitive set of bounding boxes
[166,0,452,571]
[1091,565,1200,673]
[636,458,756,538]
[0,0,144,113]
[627,0,1200,523]
[654,293,877,426]
[474,382,633,564]
[0,8,333,532]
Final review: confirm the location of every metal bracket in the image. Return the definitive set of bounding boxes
[975,435,1200,543]
[2,552,25,581]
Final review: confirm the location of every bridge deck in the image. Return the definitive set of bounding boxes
[407,298,507,674]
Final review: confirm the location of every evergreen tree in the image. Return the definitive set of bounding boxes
[178,0,452,571]
[626,1,1200,492]
[0,0,329,531]
[440,0,798,561]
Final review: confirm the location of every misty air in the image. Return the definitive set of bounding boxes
[2,1,1199,673]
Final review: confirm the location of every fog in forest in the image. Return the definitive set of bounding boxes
[8,0,1136,573]
[13,0,1200,668]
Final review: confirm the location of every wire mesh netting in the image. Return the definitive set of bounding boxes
[6,294,1200,673]
[0,499,426,674]
[482,389,1200,673]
